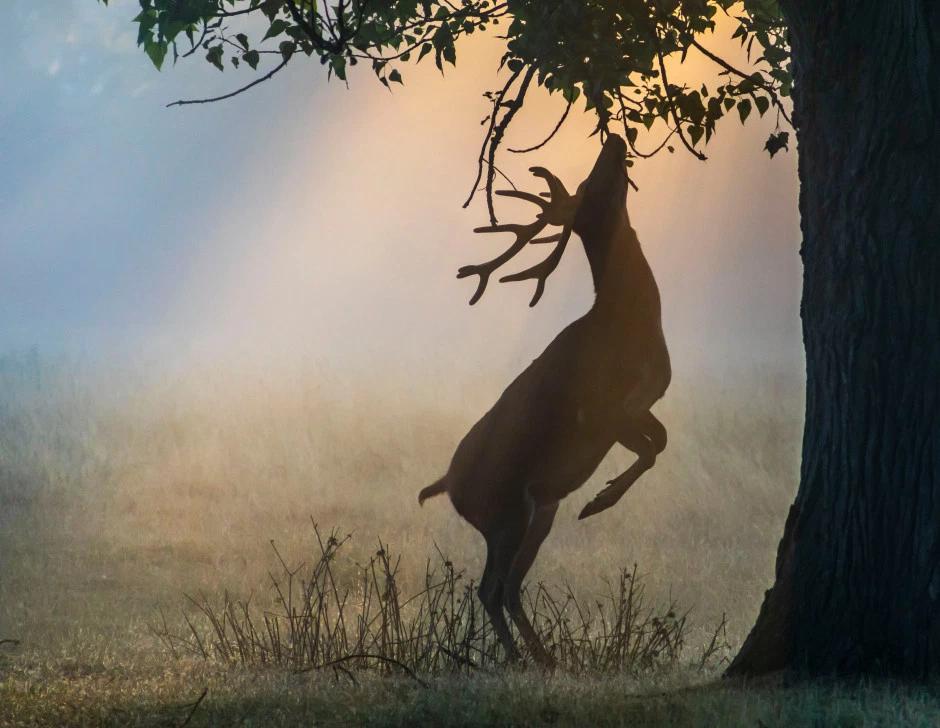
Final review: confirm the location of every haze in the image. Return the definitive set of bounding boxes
[1,0,801,386]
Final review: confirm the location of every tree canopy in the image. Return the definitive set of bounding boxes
[102,0,792,221]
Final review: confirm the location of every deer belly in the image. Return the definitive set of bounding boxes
[525,433,614,503]
[621,360,670,414]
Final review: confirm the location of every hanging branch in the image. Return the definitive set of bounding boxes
[615,88,678,160]
[654,30,707,161]
[508,100,572,153]
[482,66,537,223]
[167,57,290,107]
[687,37,793,126]
[463,68,522,212]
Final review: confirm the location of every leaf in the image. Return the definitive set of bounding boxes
[263,19,289,42]
[432,23,454,70]
[331,54,346,80]
[561,85,581,104]
[109,0,793,157]
[144,39,167,70]
[279,41,297,62]
[206,45,224,72]
[764,131,790,158]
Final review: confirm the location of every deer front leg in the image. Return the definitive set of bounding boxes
[578,412,667,520]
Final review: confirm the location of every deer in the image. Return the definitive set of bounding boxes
[418,133,671,666]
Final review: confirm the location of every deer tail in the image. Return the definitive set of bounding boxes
[418,477,447,506]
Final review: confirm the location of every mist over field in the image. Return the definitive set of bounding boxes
[0,349,802,651]
[0,2,840,724]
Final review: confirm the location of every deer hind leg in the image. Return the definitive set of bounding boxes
[478,500,532,663]
[578,412,667,520]
[503,501,558,667]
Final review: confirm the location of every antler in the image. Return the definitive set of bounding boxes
[457,167,579,307]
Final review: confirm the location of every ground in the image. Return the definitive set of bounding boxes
[5,659,940,726]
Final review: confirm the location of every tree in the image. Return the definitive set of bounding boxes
[103,0,940,677]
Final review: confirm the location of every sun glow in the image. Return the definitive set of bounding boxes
[167,21,797,384]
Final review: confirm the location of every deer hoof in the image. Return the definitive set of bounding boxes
[578,484,626,520]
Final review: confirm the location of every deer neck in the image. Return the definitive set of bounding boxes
[580,211,655,319]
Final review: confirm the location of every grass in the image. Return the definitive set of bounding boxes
[8,351,937,725]
[4,658,940,727]
[150,523,728,676]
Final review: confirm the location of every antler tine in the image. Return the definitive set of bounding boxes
[530,232,564,245]
[494,190,548,209]
[457,219,549,305]
[529,166,571,201]
[458,166,576,305]
[499,226,573,307]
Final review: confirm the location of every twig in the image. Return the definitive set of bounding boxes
[295,653,428,688]
[464,69,522,212]
[178,687,208,727]
[686,38,792,127]
[0,639,20,648]
[167,57,290,108]
[654,38,706,161]
[481,160,517,191]
[509,101,572,153]
[438,644,492,674]
[482,66,536,223]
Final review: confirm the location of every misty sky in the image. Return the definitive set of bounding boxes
[1,0,803,382]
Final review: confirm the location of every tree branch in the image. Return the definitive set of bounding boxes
[166,57,290,107]
[463,68,522,212]
[508,100,571,153]
[285,0,337,54]
[654,32,707,161]
[483,65,536,223]
[688,37,793,126]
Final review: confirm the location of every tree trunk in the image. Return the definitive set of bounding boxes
[728,1,940,677]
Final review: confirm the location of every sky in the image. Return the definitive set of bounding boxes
[0,0,803,384]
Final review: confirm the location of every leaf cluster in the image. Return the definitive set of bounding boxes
[495,1,791,158]
[101,0,792,210]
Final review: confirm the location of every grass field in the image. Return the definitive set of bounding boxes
[3,351,938,725]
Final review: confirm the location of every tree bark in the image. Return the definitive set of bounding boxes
[728,0,940,677]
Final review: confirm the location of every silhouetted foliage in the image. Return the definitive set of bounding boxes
[99,0,791,218]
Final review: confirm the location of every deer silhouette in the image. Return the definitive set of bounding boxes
[419,134,670,665]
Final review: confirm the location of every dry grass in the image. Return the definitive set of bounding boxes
[150,523,729,678]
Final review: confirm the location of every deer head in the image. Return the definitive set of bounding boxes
[457,133,629,306]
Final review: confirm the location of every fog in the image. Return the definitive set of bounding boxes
[1,0,802,387]
[0,4,811,685]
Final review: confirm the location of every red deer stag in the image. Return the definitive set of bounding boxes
[419,134,670,665]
